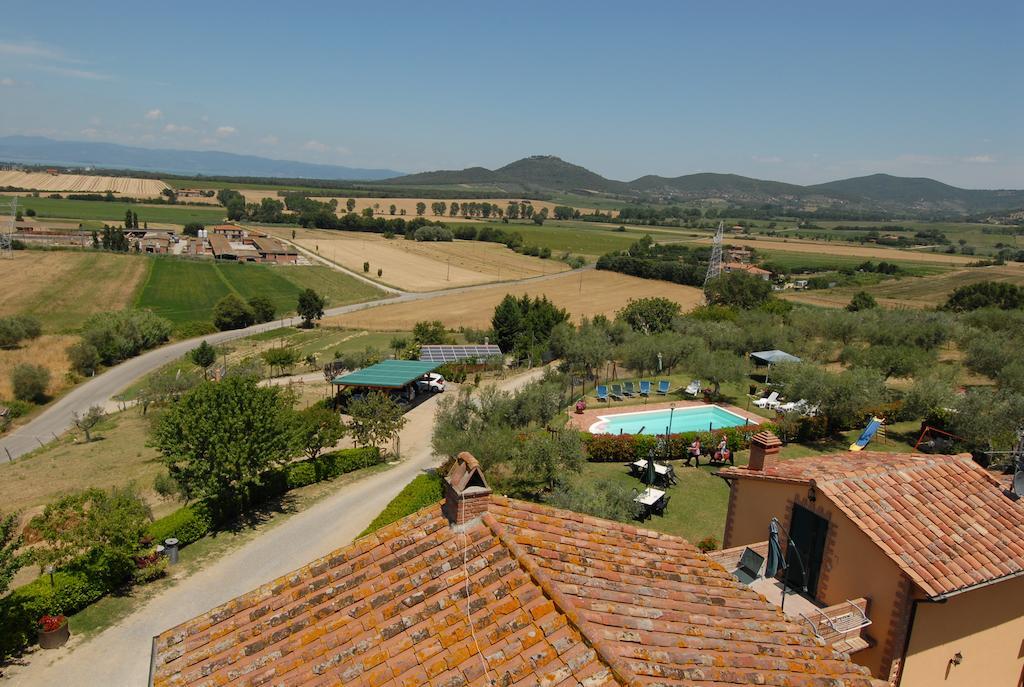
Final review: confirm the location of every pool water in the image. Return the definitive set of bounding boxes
[589,405,752,435]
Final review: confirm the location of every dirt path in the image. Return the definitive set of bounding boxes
[1,367,548,686]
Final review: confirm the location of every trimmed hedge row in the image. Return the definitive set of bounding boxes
[0,447,383,660]
[582,423,778,463]
[359,473,444,537]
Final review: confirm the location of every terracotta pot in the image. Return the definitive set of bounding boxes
[38,620,70,649]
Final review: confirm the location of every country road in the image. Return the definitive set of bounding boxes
[1,366,548,686]
[0,261,586,463]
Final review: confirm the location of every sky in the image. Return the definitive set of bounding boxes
[0,1,1021,188]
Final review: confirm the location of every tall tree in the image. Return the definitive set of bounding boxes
[151,377,292,507]
[297,289,326,328]
[189,340,217,376]
[0,512,24,596]
[347,392,407,451]
[291,405,346,460]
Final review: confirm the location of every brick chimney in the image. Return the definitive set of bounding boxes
[747,431,781,472]
[443,452,492,526]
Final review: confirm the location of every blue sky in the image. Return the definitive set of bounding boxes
[0,1,1020,187]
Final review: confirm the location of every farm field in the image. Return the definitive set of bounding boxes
[0,194,226,226]
[0,251,150,332]
[692,234,979,266]
[0,334,76,401]
[0,410,172,521]
[781,263,1024,309]
[0,171,169,197]
[135,258,385,325]
[328,270,705,330]
[271,227,569,291]
[496,222,646,256]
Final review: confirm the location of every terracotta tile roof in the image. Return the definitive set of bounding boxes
[151,497,884,687]
[720,452,1024,597]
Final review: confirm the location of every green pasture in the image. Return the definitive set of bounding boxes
[2,195,226,226]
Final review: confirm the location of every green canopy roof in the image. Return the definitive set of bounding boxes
[331,360,442,388]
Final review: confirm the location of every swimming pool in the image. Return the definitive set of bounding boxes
[589,405,753,435]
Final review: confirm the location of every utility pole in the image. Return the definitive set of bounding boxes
[1,196,16,259]
[703,220,724,290]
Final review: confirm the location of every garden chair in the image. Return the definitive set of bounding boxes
[656,380,671,395]
[684,380,701,396]
[653,494,671,517]
[610,384,624,400]
[623,381,636,397]
[639,380,651,396]
[596,385,609,402]
[753,391,780,409]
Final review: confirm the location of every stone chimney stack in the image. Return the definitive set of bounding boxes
[747,431,782,472]
[443,452,492,526]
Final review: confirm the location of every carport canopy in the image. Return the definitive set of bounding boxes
[331,360,442,389]
[750,349,801,366]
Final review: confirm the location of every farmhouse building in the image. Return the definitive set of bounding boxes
[715,432,1024,685]
[149,452,884,687]
[722,261,771,280]
[207,232,297,264]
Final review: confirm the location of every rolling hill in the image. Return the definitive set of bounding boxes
[0,136,403,181]
[387,156,1024,215]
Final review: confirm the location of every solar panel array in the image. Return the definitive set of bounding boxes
[419,345,503,363]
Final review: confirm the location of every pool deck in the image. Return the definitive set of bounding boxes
[568,398,771,433]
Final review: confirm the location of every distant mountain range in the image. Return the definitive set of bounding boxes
[2,139,1020,215]
[389,155,1024,215]
[0,136,403,181]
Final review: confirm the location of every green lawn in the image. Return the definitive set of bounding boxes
[754,248,949,275]
[476,221,643,256]
[2,195,226,226]
[135,259,385,326]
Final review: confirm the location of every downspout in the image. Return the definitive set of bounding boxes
[893,596,946,686]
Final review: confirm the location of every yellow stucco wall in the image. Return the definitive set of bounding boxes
[899,574,1024,687]
[723,477,912,679]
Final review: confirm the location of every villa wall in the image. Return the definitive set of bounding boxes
[899,574,1024,687]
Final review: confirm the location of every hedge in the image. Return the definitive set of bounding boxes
[147,502,214,547]
[360,472,444,537]
[582,423,778,462]
[0,564,110,657]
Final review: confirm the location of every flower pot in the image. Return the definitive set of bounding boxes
[38,620,70,649]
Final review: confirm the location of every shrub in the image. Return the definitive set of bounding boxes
[0,315,42,348]
[696,536,719,552]
[11,363,49,402]
[153,472,180,498]
[212,294,255,331]
[67,341,101,375]
[360,473,443,536]
[81,310,172,365]
[286,462,317,489]
[131,555,168,584]
[147,502,213,547]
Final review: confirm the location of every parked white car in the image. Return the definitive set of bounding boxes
[416,372,446,394]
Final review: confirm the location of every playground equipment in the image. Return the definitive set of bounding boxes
[850,417,885,452]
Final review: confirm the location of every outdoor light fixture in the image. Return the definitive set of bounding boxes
[808,485,817,502]
[950,652,963,666]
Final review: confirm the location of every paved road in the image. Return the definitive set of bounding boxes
[2,367,547,686]
[0,262,586,463]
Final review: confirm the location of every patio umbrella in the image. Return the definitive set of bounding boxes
[765,518,785,579]
[646,453,656,488]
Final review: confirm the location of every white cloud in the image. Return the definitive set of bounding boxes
[145,108,163,120]
[0,40,63,60]
[962,154,995,164]
[259,135,279,146]
[0,77,15,87]
[163,123,194,134]
[215,126,236,137]
[34,65,110,80]
[303,140,329,152]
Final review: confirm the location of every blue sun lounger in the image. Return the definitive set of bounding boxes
[623,381,636,397]
[639,381,651,396]
[656,380,670,395]
[611,384,624,400]
[596,385,609,402]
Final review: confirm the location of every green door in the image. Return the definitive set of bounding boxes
[785,504,829,598]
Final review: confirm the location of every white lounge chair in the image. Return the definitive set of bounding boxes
[683,380,701,397]
[779,399,807,413]
[753,391,780,409]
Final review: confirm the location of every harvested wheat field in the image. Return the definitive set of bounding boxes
[328,270,705,330]
[695,235,978,266]
[782,263,1024,309]
[271,227,568,291]
[0,251,150,331]
[0,171,169,197]
[0,334,75,401]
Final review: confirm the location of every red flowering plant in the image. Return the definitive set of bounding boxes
[39,614,66,632]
